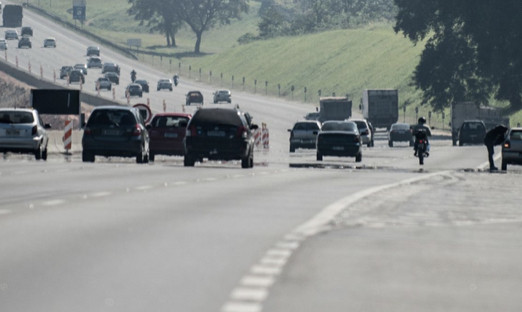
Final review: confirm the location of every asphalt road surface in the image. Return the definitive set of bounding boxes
[1,5,522,312]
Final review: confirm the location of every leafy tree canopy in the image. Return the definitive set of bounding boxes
[394,0,522,112]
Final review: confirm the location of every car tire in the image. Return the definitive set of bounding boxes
[316,152,323,161]
[241,149,253,169]
[289,145,295,153]
[149,152,155,162]
[355,152,362,162]
[389,140,393,147]
[42,147,48,161]
[82,151,95,162]
[501,160,507,171]
[184,154,195,167]
[409,140,414,147]
[34,144,43,160]
[459,140,463,146]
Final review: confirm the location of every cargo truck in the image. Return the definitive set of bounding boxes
[318,97,352,123]
[3,4,23,27]
[362,89,399,129]
[450,102,509,146]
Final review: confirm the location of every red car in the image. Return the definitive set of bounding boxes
[147,113,192,161]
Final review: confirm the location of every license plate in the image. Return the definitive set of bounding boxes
[6,129,20,136]
[164,132,178,138]
[332,146,344,151]
[103,129,121,136]
[208,130,225,137]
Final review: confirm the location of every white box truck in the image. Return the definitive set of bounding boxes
[362,89,399,129]
[319,97,352,123]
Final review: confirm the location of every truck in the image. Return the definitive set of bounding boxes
[318,97,352,123]
[3,4,23,27]
[361,89,399,129]
[450,102,509,146]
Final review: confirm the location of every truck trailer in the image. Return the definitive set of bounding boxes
[318,97,352,123]
[3,4,23,27]
[362,89,399,129]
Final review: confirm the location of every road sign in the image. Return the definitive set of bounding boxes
[133,103,152,124]
[73,6,86,21]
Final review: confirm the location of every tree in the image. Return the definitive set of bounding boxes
[394,0,522,112]
[128,0,182,47]
[178,0,248,53]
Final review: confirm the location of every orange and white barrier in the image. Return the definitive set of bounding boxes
[63,120,73,152]
[253,123,269,149]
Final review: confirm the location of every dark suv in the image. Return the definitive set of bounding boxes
[458,120,486,146]
[186,91,204,105]
[183,108,258,168]
[82,106,149,163]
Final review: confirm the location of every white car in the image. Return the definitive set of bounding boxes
[43,37,56,48]
[350,118,374,147]
[0,108,51,160]
[0,39,7,50]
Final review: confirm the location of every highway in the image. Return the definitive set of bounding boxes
[1,5,522,312]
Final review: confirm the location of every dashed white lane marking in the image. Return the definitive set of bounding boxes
[135,185,154,191]
[221,302,262,312]
[91,191,112,197]
[222,170,452,312]
[231,288,268,301]
[42,199,66,206]
[0,209,11,215]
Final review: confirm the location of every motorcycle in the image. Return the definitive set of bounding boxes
[131,70,137,83]
[414,129,429,165]
[173,74,179,86]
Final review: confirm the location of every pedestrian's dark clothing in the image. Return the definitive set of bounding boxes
[483,125,508,170]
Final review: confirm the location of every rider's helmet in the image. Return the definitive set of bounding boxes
[418,116,426,124]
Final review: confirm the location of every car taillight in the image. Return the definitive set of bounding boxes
[84,127,92,135]
[237,126,248,139]
[186,125,197,137]
[132,124,142,136]
[32,125,38,135]
[504,141,511,149]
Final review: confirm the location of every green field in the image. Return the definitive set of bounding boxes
[14,0,519,126]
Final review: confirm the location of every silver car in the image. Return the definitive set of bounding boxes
[0,39,7,50]
[288,120,321,152]
[350,118,373,147]
[501,127,522,171]
[0,108,51,160]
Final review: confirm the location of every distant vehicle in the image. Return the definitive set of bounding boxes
[184,107,258,168]
[501,127,522,171]
[104,72,119,85]
[213,89,232,103]
[20,26,32,37]
[350,119,374,147]
[102,62,120,75]
[458,120,486,146]
[3,4,23,28]
[17,37,31,49]
[288,120,321,152]
[362,89,399,130]
[186,90,204,105]
[147,113,192,161]
[319,97,352,122]
[304,111,320,121]
[134,79,149,93]
[43,37,56,48]
[157,79,173,91]
[388,122,413,147]
[0,39,7,50]
[125,83,142,97]
[87,57,102,68]
[59,66,73,79]
[74,63,88,75]
[4,30,18,40]
[0,108,51,160]
[68,69,85,84]
[95,77,111,91]
[450,102,508,145]
[316,120,362,162]
[82,106,149,163]
[86,46,100,56]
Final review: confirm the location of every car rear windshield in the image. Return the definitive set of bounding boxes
[510,130,522,140]
[151,116,189,128]
[462,122,485,130]
[322,122,356,132]
[294,122,319,131]
[0,111,34,124]
[88,110,136,126]
[391,124,410,130]
[192,109,243,127]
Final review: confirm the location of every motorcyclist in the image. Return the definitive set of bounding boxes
[131,69,137,82]
[412,116,432,156]
[173,74,179,86]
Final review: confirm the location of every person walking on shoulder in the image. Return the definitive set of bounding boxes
[484,125,509,171]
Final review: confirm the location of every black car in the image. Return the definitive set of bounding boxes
[458,120,486,146]
[104,72,120,85]
[388,122,414,147]
[186,90,204,105]
[86,46,100,56]
[82,106,149,163]
[21,26,33,37]
[87,57,102,68]
[68,69,85,84]
[316,120,362,162]
[102,62,120,75]
[134,79,149,93]
[184,107,258,168]
[125,83,143,97]
[157,79,173,91]
[18,37,31,49]
[59,66,73,79]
